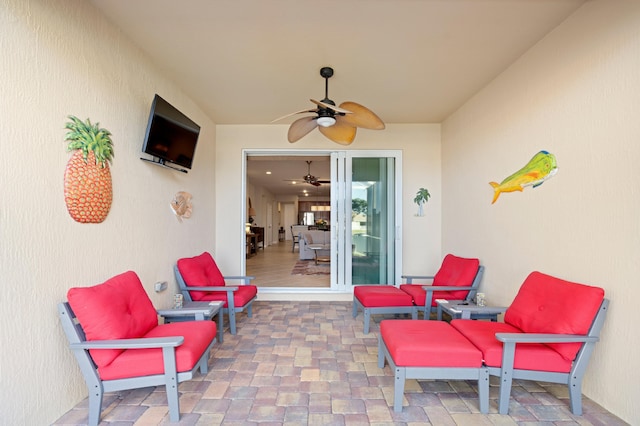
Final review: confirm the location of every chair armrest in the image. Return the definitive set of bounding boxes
[496,333,599,344]
[183,286,239,292]
[421,285,474,292]
[70,336,184,350]
[401,275,435,284]
[223,275,255,285]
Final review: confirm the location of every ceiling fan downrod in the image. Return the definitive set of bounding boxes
[317,67,337,127]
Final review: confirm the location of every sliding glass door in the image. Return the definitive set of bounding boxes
[332,151,402,291]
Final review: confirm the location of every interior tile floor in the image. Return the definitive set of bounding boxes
[247,240,330,288]
[54,301,627,425]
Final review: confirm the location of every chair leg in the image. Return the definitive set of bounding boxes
[87,383,104,426]
[352,297,358,318]
[363,308,371,334]
[568,375,584,415]
[377,337,386,368]
[247,303,253,318]
[161,347,181,422]
[498,342,517,414]
[393,366,406,412]
[478,368,490,414]
[228,309,237,335]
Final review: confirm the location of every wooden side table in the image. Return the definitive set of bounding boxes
[436,299,506,322]
[158,300,225,343]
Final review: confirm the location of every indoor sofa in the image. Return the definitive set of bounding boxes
[298,230,331,260]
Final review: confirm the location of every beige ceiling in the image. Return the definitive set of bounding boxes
[89,0,585,196]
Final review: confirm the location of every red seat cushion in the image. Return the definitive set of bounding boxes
[67,271,158,368]
[451,319,572,372]
[354,286,414,307]
[400,254,480,306]
[504,271,605,361]
[196,284,258,308]
[177,252,226,301]
[98,320,217,380]
[380,320,482,367]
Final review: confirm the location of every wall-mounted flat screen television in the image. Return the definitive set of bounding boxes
[141,94,200,172]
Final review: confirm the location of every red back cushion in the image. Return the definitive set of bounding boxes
[66,271,158,368]
[432,254,480,300]
[177,252,225,301]
[504,271,605,361]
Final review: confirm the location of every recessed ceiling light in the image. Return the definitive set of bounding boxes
[266,171,271,175]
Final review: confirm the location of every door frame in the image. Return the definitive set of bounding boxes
[243,149,402,293]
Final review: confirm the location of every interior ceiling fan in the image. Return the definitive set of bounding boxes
[285,161,329,187]
[272,67,385,145]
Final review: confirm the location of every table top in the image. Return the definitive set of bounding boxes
[158,300,223,317]
[436,299,507,315]
[308,244,330,250]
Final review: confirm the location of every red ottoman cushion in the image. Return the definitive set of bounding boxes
[355,286,414,307]
[380,320,482,367]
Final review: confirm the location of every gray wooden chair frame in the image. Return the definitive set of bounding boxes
[489,298,609,415]
[174,264,256,335]
[402,265,485,319]
[58,302,216,426]
[378,332,489,413]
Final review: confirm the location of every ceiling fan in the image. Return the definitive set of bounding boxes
[285,161,329,187]
[272,67,385,145]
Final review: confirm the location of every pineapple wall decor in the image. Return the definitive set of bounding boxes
[63,116,114,223]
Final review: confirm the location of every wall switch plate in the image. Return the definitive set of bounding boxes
[154,281,168,292]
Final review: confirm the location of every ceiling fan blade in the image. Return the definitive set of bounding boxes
[271,108,317,123]
[319,117,357,145]
[338,101,385,130]
[310,99,352,114]
[288,117,318,143]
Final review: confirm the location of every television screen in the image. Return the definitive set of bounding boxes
[142,94,200,170]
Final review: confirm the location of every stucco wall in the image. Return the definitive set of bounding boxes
[0,1,216,424]
[441,1,640,423]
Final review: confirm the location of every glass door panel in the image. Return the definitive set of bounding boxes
[350,157,396,285]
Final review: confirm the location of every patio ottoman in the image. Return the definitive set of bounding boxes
[353,286,418,334]
[378,319,489,413]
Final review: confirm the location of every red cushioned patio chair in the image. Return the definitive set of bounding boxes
[450,271,609,415]
[400,253,484,319]
[58,271,217,425]
[175,251,258,335]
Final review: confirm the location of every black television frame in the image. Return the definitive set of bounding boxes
[141,94,200,173]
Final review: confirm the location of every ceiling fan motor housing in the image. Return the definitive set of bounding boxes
[320,67,334,78]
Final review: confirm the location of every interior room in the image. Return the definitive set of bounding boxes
[2,1,639,424]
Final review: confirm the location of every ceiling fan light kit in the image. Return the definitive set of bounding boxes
[273,67,385,145]
[316,116,336,127]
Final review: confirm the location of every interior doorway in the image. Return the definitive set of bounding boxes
[245,152,332,289]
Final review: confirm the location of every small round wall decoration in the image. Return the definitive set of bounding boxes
[171,191,193,222]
